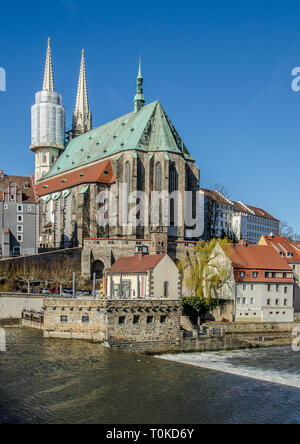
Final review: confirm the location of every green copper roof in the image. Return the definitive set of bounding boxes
[45,101,195,178]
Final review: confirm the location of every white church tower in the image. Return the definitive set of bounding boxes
[30,38,66,182]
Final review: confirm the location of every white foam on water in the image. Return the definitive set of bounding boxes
[157,350,300,389]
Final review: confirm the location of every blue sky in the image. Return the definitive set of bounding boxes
[0,0,300,233]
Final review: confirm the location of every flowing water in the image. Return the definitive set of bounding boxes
[1,328,300,424]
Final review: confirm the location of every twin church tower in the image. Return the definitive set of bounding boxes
[30,38,145,182]
[29,39,92,181]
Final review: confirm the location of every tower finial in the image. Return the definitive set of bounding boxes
[42,37,54,92]
[138,55,142,78]
[70,48,92,139]
[134,56,145,113]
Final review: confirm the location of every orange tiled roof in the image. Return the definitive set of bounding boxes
[227,245,292,270]
[233,201,278,221]
[226,244,293,283]
[36,160,116,197]
[200,188,233,206]
[109,253,166,273]
[260,235,300,264]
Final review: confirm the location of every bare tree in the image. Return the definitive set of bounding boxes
[14,260,42,294]
[279,221,299,242]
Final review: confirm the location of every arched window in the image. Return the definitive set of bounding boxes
[155,162,162,192]
[9,183,16,201]
[169,163,178,226]
[169,163,178,193]
[137,159,145,192]
[125,161,131,193]
[163,281,169,298]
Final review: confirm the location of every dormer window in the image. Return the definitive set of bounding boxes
[287,252,293,258]
[9,183,16,201]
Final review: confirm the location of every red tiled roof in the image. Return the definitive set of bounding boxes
[200,188,233,206]
[226,244,293,283]
[233,201,278,221]
[36,160,116,197]
[227,245,292,270]
[0,174,37,203]
[109,253,166,273]
[260,235,300,264]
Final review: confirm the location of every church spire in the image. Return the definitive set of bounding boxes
[42,37,54,92]
[71,49,92,139]
[134,56,145,113]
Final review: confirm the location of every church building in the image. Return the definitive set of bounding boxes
[33,39,200,277]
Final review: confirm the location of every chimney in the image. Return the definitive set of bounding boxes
[0,170,4,179]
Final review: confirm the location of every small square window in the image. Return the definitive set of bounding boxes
[147,316,154,324]
[60,316,68,323]
[133,315,140,324]
[240,271,245,278]
[119,316,126,325]
[27,206,32,212]
[160,315,167,324]
[17,205,23,212]
[17,234,23,243]
[17,215,23,222]
[17,225,23,233]
[252,272,258,278]
[82,316,89,324]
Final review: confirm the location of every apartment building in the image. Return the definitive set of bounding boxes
[0,171,38,257]
[259,235,300,313]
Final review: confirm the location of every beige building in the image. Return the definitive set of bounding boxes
[259,235,300,313]
[106,245,182,300]
[206,242,294,323]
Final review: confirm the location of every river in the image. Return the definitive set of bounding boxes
[1,328,300,424]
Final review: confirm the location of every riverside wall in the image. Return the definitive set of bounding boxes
[0,293,43,322]
[2,293,298,354]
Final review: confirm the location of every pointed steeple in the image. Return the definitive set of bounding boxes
[134,56,145,113]
[42,38,55,92]
[71,49,92,139]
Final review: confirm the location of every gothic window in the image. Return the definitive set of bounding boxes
[169,163,178,193]
[169,163,178,226]
[155,162,162,192]
[125,161,131,193]
[137,159,145,191]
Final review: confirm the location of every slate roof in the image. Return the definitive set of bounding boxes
[44,101,195,179]
[35,160,116,197]
[109,253,166,273]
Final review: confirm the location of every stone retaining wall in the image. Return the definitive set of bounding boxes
[0,294,43,319]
